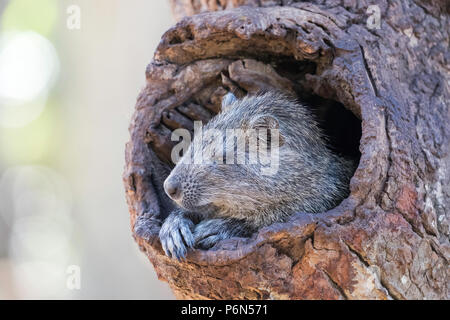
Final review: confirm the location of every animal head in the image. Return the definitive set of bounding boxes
[163,92,337,217]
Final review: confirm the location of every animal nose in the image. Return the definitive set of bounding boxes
[164,178,181,200]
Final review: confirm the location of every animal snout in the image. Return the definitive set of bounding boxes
[164,178,182,201]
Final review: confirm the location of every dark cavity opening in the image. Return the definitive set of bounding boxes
[272,58,362,162]
[304,95,362,160]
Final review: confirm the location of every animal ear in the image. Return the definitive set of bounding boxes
[250,115,285,147]
[221,92,237,112]
[250,115,279,130]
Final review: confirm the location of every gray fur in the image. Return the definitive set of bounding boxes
[221,92,237,112]
[159,92,356,259]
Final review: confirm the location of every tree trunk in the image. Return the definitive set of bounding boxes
[124,0,449,299]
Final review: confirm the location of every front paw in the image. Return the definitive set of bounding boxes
[134,213,161,241]
[159,214,195,260]
[194,219,229,250]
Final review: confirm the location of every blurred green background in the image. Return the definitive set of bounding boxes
[0,0,174,299]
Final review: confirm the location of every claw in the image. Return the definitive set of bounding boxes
[172,230,187,259]
[165,236,175,259]
[161,241,172,258]
[180,224,195,248]
[174,244,187,261]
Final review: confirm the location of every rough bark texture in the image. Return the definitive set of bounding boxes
[124,0,449,299]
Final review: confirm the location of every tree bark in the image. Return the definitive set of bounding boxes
[124,0,449,299]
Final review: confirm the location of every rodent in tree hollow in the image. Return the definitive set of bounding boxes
[159,92,356,259]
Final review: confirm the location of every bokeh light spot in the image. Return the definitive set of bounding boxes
[0,31,60,127]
